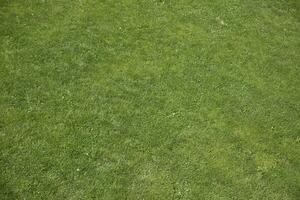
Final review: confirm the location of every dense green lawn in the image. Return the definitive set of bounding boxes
[1,0,300,199]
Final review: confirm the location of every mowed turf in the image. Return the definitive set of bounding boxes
[0,0,300,199]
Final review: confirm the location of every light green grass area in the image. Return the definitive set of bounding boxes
[1,0,300,199]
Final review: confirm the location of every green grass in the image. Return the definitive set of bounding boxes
[1,0,300,199]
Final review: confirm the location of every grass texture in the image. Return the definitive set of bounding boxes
[0,0,300,199]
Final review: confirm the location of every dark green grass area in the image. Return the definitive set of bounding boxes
[1,0,300,199]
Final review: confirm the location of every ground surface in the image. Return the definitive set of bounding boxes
[0,0,300,199]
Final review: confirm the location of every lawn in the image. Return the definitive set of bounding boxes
[0,0,299,199]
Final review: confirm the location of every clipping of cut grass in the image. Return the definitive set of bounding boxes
[0,0,300,199]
